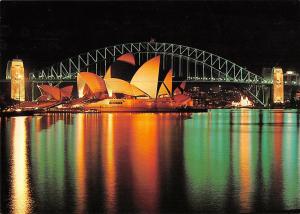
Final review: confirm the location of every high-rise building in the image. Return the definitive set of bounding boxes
[262,67,273,83]
[273,67,284,104]
[284,70,298,85]
[7,59,25,101]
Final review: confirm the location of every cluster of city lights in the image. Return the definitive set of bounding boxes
[187,76,261,83]
[232,96,253,107]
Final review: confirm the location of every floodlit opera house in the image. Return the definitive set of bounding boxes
[22,54,193,112]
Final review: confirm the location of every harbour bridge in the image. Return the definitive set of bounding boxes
[28,42,298,106]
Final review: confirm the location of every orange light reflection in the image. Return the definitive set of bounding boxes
[273,112,283,200]
[239,110,251,212]
[102,113,117,213]
[75,114,86,213]
[11,117,32,214]
[130,114,159,212]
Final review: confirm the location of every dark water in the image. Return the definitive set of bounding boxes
[1,109,300,213]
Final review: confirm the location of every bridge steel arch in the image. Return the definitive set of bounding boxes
[29,42,270,106]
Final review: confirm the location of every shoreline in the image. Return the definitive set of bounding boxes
[0,107,208,117]
[1,107,300,117]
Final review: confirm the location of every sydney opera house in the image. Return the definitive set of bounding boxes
[21,54,193,112]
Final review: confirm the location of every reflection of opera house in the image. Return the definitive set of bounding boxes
[30,54,193,112]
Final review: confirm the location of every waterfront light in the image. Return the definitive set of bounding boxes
[232,96,253,107]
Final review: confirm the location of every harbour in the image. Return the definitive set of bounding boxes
[1,109,300,213]
[1,1,300,213]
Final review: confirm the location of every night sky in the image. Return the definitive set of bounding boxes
[1,1,300,78]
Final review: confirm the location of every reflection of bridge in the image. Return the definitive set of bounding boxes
[29,42,298,106]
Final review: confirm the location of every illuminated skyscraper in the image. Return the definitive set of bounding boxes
[7,59,25,101]
[273,67,284,104]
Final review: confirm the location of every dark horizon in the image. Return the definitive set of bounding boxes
[1,1,300,77]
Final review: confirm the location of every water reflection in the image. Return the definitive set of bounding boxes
[10,117,32,214]
[183,110,300,212]
[184,112,231,211]
[2,110,300,213]
[273,111,284,209]
[282,112,299,209]
[261,111,274,208]
[75,113,86,213]
[102,113,117,213]
[239,110,251,212]
[130,114,159,212]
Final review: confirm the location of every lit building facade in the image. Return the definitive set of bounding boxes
[30,53,193,112]
[38,85,73,101]
[76,54,191,111]
[8,59,25,101]
[273,67,284,104]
